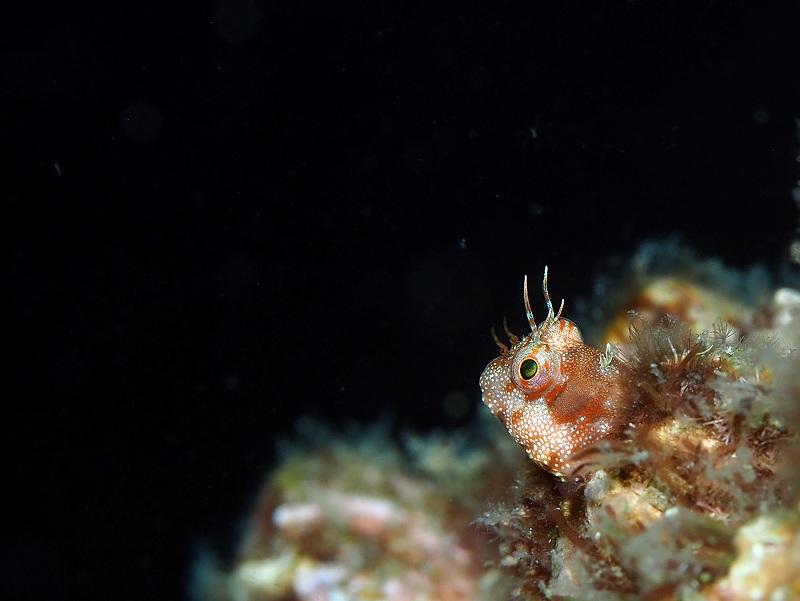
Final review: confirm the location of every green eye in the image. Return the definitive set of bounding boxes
[520,358,539,380]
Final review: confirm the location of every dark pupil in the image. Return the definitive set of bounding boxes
[520,359,538,380]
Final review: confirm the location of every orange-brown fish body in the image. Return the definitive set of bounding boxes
[480,269,628,478]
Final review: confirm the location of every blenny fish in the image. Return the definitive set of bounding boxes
[480,268,630,478]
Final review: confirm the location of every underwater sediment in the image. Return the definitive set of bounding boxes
[191,241,800,601]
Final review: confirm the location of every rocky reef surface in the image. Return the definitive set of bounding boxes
[191,242,800,601]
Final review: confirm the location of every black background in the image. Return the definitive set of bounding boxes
[4,2,800,600]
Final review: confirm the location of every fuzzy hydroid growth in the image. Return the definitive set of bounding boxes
[480,259,799,600]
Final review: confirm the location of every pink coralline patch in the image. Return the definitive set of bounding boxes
[272,502,324,534]
[336,494,401,537]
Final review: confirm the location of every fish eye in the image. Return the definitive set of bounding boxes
[519,358,539,380]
